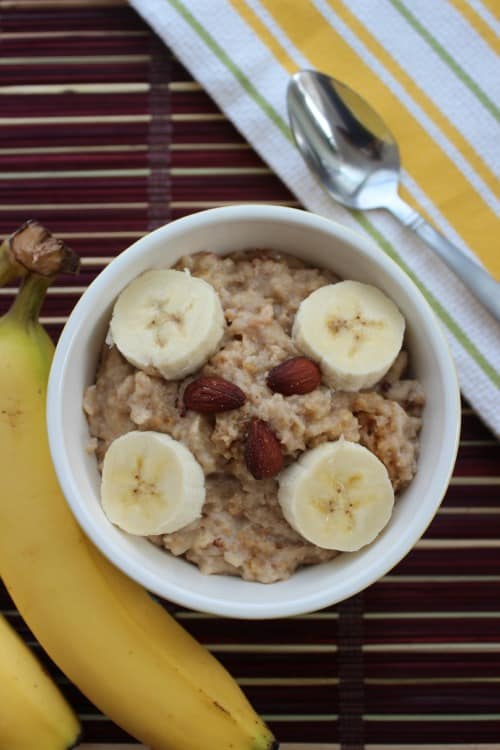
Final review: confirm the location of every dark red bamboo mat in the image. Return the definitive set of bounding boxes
[1,2,499,748]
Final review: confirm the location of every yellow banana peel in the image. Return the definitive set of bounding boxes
[0,613,80,750]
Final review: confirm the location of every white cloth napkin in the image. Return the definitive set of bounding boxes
[130,0,500,436]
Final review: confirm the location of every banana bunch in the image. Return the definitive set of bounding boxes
[0,225,276,750]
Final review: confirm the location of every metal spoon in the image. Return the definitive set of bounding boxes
[287,70,500,321]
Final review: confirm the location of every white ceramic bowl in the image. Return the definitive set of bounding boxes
[47,205,460,619]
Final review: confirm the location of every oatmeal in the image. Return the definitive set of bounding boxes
[84,250,424,583]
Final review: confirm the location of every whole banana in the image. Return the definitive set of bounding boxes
[0,613,80,749]
[0,273,277,750]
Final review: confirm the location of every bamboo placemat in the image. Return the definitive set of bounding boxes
[0,2,499,747]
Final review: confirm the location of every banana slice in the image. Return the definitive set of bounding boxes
[292,280,405,390]
[101,430,205,536]
[278,439,394,551]
[110,269,226,380]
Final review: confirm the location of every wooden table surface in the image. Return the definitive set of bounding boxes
[0,1,499,748]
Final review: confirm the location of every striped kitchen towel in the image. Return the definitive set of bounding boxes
[130,0,500,436]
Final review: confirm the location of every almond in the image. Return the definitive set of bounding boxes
[183,376,246,414]
[245,418,283,480]
[267,356,321,396]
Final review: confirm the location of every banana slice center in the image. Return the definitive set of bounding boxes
[129,457,163,505]
[327,311,384,358]
[145,297,193,348]
[311,471,363,530]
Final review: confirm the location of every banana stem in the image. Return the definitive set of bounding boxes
[0,221,79,289]
[7,273,52,326]
[0,239,20,286]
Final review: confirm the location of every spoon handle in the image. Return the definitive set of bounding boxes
[388,197,500,322]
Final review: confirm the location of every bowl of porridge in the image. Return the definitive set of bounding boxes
[47,205,460,618]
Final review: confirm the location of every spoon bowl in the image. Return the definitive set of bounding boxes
[287,70,400,211]
[287,70,500,321]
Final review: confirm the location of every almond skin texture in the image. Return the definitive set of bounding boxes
[183,376,246,414]
[267,356,321,396]
[245,418,283,480]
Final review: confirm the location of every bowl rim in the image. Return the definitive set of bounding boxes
[47,204,461,618]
